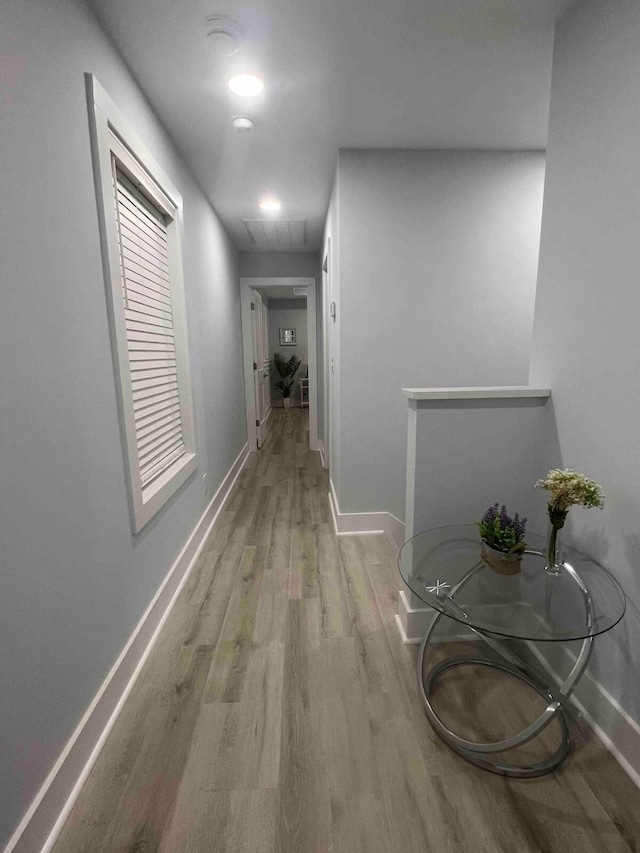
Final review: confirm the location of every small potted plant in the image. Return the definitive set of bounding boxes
[478,503,527,575]
[271,352,301,409]
[535,469,605,573]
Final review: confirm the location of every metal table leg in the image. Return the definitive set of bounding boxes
[416,561,594,778]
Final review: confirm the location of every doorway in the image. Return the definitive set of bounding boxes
[240,277,319,452]
[251,289,269,447]
[322,243,331,471]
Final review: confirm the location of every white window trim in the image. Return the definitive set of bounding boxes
[86,74,198,533]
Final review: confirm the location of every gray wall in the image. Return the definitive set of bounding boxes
[239,251,319,278]
[336,149,545,519]
[529,0,640,722]
[411,398,554,539]
[267,300,308,403]
[0,0,245,845]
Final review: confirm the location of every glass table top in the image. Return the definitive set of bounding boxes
[398,524,626,642]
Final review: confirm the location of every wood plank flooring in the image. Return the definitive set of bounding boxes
[54,409,640,853]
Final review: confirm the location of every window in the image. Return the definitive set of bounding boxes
[87,75,197,532]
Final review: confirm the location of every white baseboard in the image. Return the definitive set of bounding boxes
[395,590,481,644]
[328,479,405,551]
[395,613,423,645]
[586,707,640,790]
[394,612,474,647]
[4,443,250,853]
[525,640,640,789]
[319,440,326,469]
[396,589,434,643]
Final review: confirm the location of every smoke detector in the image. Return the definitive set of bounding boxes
[203,15,243,57]
[231,116,254,133]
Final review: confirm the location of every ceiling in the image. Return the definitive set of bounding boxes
[86,0,573,253]
[257,286,307,300]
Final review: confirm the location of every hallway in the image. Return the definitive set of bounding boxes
[53,410,640,853]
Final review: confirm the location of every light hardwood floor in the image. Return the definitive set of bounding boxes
[54,409,640,852]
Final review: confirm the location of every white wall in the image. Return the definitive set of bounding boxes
[336,149,545,520]
[323,174,341,493]
[268,300,308,403]
[529,0,640,723]
[0,0,244,846]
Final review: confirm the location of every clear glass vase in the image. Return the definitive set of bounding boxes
[545,509,568,574]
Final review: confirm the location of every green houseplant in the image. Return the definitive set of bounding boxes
[271,352,301,409]
[478,503,527,575]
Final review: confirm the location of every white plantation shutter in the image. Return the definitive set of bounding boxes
[113,168,187,488]
[88,77,197,532]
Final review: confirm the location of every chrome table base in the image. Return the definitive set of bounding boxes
[416,559,594,778]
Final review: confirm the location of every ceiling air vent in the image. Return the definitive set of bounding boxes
[243,219,307,248]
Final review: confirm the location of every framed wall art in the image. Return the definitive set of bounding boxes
[280,328,296,345]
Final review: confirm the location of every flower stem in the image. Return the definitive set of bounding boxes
[546,524,560,573]
[545,507,568,574]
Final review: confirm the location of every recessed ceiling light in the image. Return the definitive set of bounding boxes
[228,74,264,97]
[231,116,254,132]
[259,199,281,211]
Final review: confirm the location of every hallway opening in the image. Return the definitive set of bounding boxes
[240,276,320,455]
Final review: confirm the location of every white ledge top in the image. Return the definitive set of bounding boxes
[402,386,551,401]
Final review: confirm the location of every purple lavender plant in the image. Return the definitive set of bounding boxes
[478,503,527,555]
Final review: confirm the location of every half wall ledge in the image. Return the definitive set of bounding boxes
[400,383,554,636]
[402,386,551,401]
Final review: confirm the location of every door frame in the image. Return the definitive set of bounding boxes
[322,243,331,471]
[251,289,267,447]
[240,276,319,452]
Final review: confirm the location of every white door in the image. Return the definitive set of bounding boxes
[323,247,332,470]
[262,297,272,420]
[252,291,268,448]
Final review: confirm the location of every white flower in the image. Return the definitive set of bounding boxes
[535,469,605,513]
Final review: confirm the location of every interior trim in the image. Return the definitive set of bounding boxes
[4,442,249,853]
[328,478,405,551]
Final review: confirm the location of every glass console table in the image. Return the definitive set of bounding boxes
[398,524,626,778]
